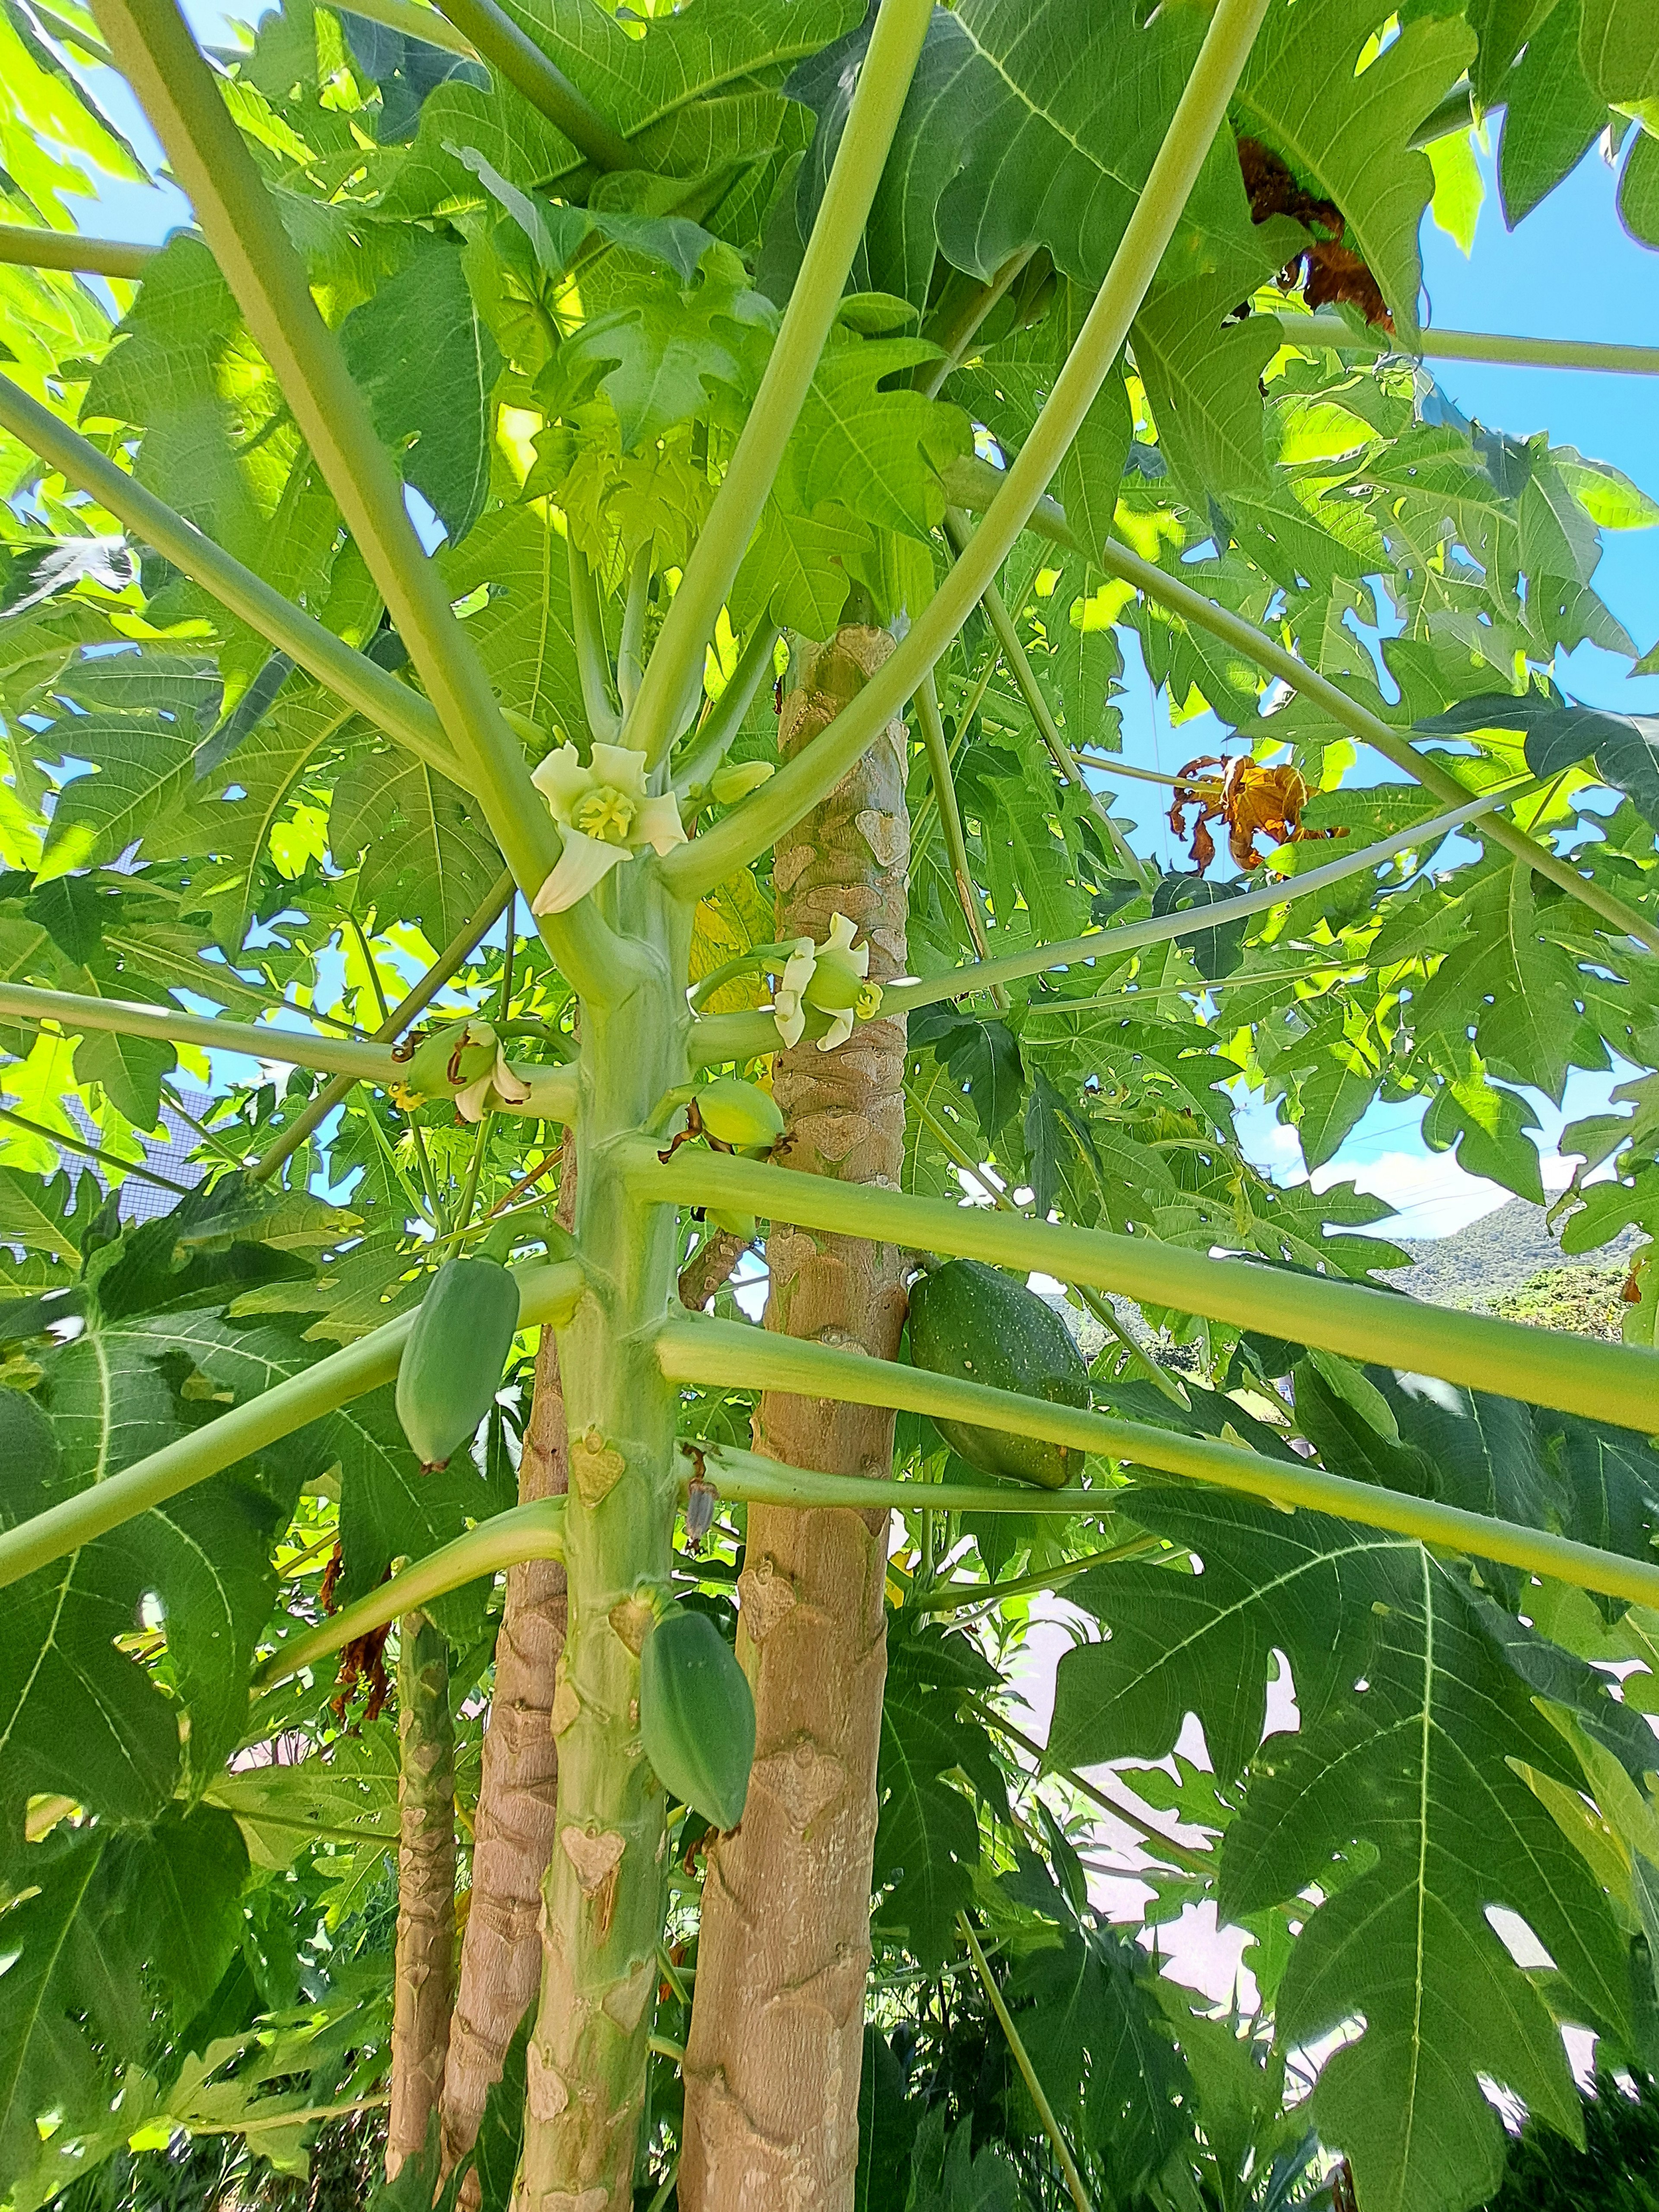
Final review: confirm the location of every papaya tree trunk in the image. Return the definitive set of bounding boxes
[388,1607,457,2179]
[441,1140,578,2188]
[681,625,910,2209]
[515,873,690,2211]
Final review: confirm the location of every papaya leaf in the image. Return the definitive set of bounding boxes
[1053,1492,1631,2212]
[909,1002,1025,1142]
[1233,0,1476,340]
[1498,0,1611,226]
[874,1669,984,1966]
[0,1807,249,2182]
[339,244,501,542]
[1419,690,1659,833]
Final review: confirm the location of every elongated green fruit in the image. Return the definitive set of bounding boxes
[908,1259,1089,1488]
[396,1255,522,1471]
[639,1606,755,1832]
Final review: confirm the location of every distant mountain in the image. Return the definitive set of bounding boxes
[1378,1198,1637,1313]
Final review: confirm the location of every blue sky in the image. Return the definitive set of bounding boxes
[42,55,1659,1235]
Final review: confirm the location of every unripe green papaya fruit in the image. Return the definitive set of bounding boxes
[907,1258,1089,1488]
[695,1075,784,1155]
[639,1606,755,1831]
[395,1254,521,1470]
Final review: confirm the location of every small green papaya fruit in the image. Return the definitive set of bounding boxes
[907,1257,1089,1488]
[707,1206,757,1240]
[695,1075,784,1155]
[395,1254,521,1470]
[639,1606,755,1831]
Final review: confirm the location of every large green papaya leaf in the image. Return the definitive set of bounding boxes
[0,1807,249,2187]
[1233,0,1475,340]
[1052,1493,1634,2212]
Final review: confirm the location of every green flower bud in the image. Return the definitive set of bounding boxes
[709,759,775,805]
[695,1076,785,1154]
[393,1019,500,1104]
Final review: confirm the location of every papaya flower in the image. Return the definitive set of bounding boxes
[772,912,883,1052]
[455,1044,533,1125]
[530,741,686,914]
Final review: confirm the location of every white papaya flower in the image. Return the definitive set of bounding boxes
[771,912,883,1052]
[455,1047,533,1124]
[530,741,686,915]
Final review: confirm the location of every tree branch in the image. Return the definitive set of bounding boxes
[0,1261,583,1592]
[624,0,936,767]
[638,1164,1659,1435]
[0,976,577,1121]
[659,0,1275,899]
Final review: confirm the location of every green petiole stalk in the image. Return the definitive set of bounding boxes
[0,1100,196,1196]
[960,1912,1096,2212]
[880,785,1503,1015]
[0,375,456,775]
[943,509,1150,886]
[641,1168,1659,1436]
[569,534,624,744]
[905,1078,1182,1404]
[626,0,936,766]
[1280,311,1659,377]
[683,784,1501,1068]
[915,667,1003,991]
[0,976,578,1122]
[251,871,515,1183]
[0,224,154,279]
[658,1335,1659,1610]
[660,0,1276,899]
[671,621,782,795]
[430,0,633,169]
[324,0,475,55]
[252,1497,566,1693]
[909,1536,1171,1615]
[0,1261,583,1590]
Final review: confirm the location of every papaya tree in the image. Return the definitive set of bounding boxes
[2,0,1659,2210]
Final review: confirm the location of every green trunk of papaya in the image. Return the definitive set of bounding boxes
[388,1609,457,2180]
[516,871,690,2212]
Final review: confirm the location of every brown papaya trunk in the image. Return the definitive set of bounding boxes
[439,1142,576,2188]
[387,1607,457,2180]
[681,625,910,2209]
